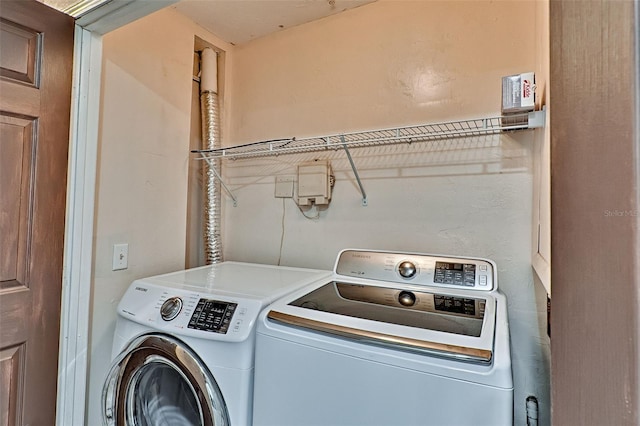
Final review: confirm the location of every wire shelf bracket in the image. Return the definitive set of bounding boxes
[200,155,238,207]
[340,134,368,206]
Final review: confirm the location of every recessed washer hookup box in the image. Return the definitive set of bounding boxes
[502,72,535,114]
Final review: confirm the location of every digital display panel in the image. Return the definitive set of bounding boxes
[436,262,464,271]
[434,262,476,286]
[188,299,237,334]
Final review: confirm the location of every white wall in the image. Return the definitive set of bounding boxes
[223,0,550,424]
[85,9,232,424]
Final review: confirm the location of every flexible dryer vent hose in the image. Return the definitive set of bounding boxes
[200,47,223,264]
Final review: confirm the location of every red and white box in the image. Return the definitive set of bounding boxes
[502,72,535,114]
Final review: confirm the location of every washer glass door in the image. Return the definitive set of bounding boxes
[103,334,229,426]
[129,358,200,425]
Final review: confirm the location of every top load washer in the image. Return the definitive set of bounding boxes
[253,249,513,426]
[102,261,331,426]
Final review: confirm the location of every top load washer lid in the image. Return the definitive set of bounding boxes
[267,283,496,363]
[138,261,331,303]
[288,281,486,337]
[266,249,500,363]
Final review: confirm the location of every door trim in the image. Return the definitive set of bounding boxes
[56,2,178,425]
[56,25,102,426]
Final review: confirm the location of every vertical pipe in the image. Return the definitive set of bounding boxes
[200,47,223,264]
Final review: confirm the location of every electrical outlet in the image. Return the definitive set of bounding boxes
[275,175,295,198]
[112,243,129,271]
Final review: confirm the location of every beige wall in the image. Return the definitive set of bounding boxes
[224,1,549,424]
[87,1,551,425]
[228,0,535,143]
[86,8,232,424]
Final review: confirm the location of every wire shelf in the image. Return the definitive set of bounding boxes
[192,111,544,160]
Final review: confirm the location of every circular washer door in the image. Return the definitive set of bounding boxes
[102,334,230,426]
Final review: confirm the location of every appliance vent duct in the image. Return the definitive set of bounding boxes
[200,47,222,264]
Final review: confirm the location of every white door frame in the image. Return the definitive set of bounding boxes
[56,2,177,425]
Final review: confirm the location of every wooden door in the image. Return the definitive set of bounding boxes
[0,1,74,424]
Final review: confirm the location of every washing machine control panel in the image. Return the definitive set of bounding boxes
[118,282,262,342]
[335,250,496,291]
[187,299,237,334]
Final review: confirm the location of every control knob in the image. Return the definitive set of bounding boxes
[398,261,417,279]
[398,291,416,307]
[160,297,183,321]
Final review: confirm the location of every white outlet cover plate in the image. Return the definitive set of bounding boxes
[112,243,128,271]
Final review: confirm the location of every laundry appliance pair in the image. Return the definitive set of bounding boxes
[102,250,513,426]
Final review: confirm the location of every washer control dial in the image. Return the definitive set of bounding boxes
[160,297,183,321]
[398,291,416,307]
[398,261,417,279]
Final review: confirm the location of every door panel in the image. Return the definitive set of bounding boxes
[0,344,25,426]
[0,18,40,85]
[0,1,74,425]
[0,116,34,287]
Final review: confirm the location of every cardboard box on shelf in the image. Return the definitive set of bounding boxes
[502,72,535,114]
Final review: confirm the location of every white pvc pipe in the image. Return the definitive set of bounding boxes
[200,47,218,94]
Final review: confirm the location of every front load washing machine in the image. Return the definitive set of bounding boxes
[101,261,330,426]
[253,249,513,426]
